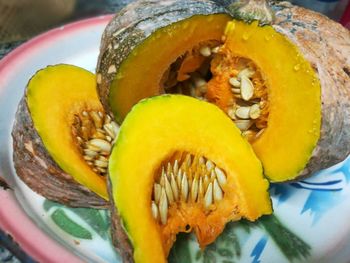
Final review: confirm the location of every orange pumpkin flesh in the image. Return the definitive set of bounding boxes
[109,14,231,123]
[109,95,272,262]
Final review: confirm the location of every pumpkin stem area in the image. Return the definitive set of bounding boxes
[71,110,119,176]
[162,41,269,142]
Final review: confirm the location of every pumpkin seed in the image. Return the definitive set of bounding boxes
[240,76,254,101]
[164,174,174,204]
[210,170,216,181]
[235,106,251,119]
[206,160,214,171]
[76,136,84,145]
[94,159,108,168]
[213,179,223,202]
[103,123,116,138]
[97,167,107,174]
[203,174,210,190]
[154,183,161,204]
[249,104,261,119]
[234,120,253,131]
[176,169,183,190]
[191,177,199,202]
[173,160,179,175]
[214,167,227,189]
[90,111,103,129]
[89,139,111,152]
[211,46,220,54]
[86,144,101,152]
[181,172,189,201]
[159,188,168,224]
[204,182,213,209]
[227,108,237,120]
[151,201,159,220]
[232,88,241,94]
[199,46,211,57]
[238,68,255,79]
[229,77,241,88]
[198,177,204,200]
[84,155,93,161]
[170,173,179,201]
[84,149,98,158]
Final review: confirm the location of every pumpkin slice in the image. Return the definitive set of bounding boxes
[96,0,326,182]
[12,64,119,207]
[108,95,272,263]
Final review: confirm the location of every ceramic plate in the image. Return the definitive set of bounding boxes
[1,15,350,263]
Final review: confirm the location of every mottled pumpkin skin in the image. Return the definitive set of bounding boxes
[271,1,350,176]
[12,98,107,208]
[12,65,108,208]
[96,0,227,117]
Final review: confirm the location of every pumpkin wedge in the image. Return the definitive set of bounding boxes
[12,64,119,207]
[97,0,350,182]
[108,95,272,263]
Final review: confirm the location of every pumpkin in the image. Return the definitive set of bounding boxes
[12,64,121,207]
[96,0,350,182]
[108,94,272,262]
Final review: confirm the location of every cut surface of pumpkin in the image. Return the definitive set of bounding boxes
[109,95,272,263]
[99,13,321,182]
[24,65,120,200]
[107,13,231,122]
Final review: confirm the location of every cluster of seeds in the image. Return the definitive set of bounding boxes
[226,66,267,141]
[71,110,119,176]
[163,44,268,142]
[151,153,228,225]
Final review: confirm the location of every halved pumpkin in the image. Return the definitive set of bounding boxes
[108,95,272,262]
[12,64,119,207]
[97,0,322,183]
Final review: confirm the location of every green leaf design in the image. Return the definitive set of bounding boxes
[51,208,92,240]
[73,208,110,239]
[43,199,110,240]
[169,233,192,263]
[218,248,233,257]
[258,214,311,261]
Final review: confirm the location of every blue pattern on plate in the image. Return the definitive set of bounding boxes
[250,236,268,263]
[272,157,350,225]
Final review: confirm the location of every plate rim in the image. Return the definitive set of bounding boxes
[0,14,113,262]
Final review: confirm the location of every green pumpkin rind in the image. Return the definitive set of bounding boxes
[96,0,228,121]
